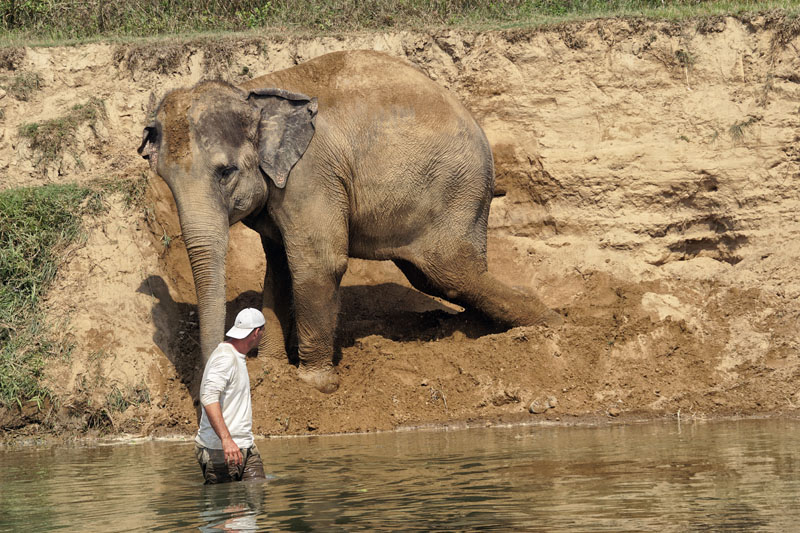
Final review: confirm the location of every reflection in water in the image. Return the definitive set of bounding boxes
[2,419,800,531]
[198,481,266,532]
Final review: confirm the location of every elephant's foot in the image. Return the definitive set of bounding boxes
[297,365,339,393]
[503,297,564,329]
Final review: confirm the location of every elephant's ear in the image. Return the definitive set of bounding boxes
[248,88,318,189]
[137,122,160,170]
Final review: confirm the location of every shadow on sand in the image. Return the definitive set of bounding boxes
[137,275,504,403]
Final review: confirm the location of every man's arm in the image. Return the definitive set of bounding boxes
[203,401,243,466]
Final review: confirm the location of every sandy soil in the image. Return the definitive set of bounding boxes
[3,14,800,438]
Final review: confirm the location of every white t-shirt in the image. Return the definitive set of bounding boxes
[195,342,254,449]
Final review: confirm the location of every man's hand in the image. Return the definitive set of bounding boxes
[222,436,243,466]
[203,401,242,465]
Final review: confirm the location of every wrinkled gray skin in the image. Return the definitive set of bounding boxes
[139,50,560,393]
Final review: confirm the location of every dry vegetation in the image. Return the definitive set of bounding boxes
[2,0,799,43]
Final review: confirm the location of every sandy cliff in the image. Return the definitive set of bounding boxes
[2,15,800,436]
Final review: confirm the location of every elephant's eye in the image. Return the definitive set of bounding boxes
[217,165,238,182]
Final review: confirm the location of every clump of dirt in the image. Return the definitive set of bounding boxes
[113,42,189,75]
[113,38,267,83]
[0,47,25,70]
[4,16,800,439]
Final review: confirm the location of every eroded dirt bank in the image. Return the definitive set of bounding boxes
[3,15,800,438]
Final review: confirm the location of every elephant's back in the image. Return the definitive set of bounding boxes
[240,50,471,130]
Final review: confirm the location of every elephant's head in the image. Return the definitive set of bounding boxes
[138,81,318,362]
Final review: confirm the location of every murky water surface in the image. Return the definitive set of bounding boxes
[2,419,799,531]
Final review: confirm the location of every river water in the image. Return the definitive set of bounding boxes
[1,418,799,531]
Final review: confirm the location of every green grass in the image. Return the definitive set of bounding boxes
[18,97,105,168]
[1,1,799,45]
[0,184,102,409]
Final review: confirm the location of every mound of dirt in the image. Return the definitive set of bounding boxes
[3,15,800,437]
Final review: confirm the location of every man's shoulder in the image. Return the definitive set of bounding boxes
[210,342,236,355]
[206,343,237,368]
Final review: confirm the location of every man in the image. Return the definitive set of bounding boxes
[195,307,267,484]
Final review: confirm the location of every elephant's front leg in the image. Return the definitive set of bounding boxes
[287,243,348,394]
[259,237,294,361]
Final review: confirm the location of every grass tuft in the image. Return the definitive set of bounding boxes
[18,97,106,168]
[93,173,150,209]
[675,48,694,68]
[106,382,151,414]
[729,116,760,142]
[106,386,129,413]
[0,71,42,101]
[0,184,100,409]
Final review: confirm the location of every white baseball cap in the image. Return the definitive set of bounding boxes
[226,308,266,339]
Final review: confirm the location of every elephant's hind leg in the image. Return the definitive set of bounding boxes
[393,259,447,300]
[400,243,562,328]
[463,270,563,327]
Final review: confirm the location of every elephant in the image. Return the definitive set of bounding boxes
[138,49,560,393]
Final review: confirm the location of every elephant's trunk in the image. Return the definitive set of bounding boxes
[178,206,230,364]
